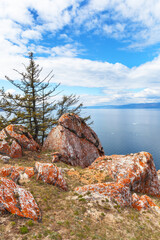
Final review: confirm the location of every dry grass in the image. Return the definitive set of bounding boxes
[0,151,160,240]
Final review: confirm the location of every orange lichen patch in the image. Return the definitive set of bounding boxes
[0,124,40,158]
[5,125,40,152]
[10,170,20,183]
[89,152,160,197]
[0,165,12,177]
[25,167,35,178]
[132,193,160,212]
[0,177,41,221]
[43,113,104,167]
[10,140,22,158]
[75,182,132,207]
[35,162,68,191]
[0,165,35,183]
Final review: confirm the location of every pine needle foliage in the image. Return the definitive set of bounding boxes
[0,52,91,144]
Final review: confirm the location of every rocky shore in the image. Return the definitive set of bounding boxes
[0,113,160,239]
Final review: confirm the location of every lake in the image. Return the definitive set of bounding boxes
[83,108,160,170]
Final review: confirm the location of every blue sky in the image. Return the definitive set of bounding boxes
[1,0,160,106]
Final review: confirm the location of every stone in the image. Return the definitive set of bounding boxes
[43,113,104,167]
[89,152,160,197]
[132,193,160,213]
[0,165,35,184]
[35,162,68,191]
[0,155,10,164]
[0,124,40,158]
[0,177,41,221]
[74,152,160,211]
[75,182,132,207]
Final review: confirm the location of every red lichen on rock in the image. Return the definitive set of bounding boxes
[24,167,35,178]
[35,162,68,191]
[75,182,132,207]
[43,113,104,167]
[0,165,35,183]
[74,152,160,211]
[0,124,40,158]
[89,152,160,197]
[132,193,160,212]
[0,177,41,221]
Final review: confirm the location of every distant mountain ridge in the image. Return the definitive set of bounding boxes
[85,102,160,109]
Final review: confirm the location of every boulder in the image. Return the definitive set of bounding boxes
[75,182,132,207]
[132,193,160,213]
[43,113,104,167]
[35,162,68,191]
[0,165,35,184]
[0,177,41,221]
[0,124,40,158]
[0,155,10,164]
[74,152,160,211]
[89,152,160,197]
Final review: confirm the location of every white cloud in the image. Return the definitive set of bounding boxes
[22,29,42,40]
[51,44,80,57]
[1,0,160,105]
[5,88,16,94]
[1,0,160,53]
[1,53,160,105]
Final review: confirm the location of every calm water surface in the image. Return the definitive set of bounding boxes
[83,109,160,170]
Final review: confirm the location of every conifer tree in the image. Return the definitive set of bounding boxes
[0,52,90,143]
[0,52,59,142]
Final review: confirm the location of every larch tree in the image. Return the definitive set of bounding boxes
[0,52,90,144]
[0,52,59,142]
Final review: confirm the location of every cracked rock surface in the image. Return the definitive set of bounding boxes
[0,125,40,158]
[43,113,104,167]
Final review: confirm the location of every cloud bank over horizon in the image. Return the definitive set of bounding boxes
[1,0,160,106]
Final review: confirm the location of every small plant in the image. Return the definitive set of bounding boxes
[11,221,16,226]
[79,198,86,202]
[20,225,29,234]
[27,219,34,227]
[50,231,62,240]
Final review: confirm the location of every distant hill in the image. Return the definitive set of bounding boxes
[85,103,160,109]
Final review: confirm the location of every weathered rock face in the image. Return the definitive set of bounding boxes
[43,113,104,167]
[0,125,40,158]
[0,177,41,221]
[132,193,160,212]
[74,152,160,211]
[75,182,132,207]
[89,152,160,197]
[35,162,68,191]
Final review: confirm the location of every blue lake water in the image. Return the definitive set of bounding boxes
[83,109,160,170]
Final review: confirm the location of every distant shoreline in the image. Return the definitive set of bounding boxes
[84,103,160,109]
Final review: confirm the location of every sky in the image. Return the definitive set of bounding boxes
[1,0,160,106]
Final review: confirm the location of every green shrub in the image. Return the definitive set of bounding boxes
[20,226,29,234]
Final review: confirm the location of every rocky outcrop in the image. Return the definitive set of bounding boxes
[0,125,40,158]
[75,182,132,207]
[74,152,160,211]
[35,162,68,191]
[75,183,160,213]
[43,113,104,167]
[0,163,67,190]
[89,152,160,197]
[0,165,35,184]
[0,177,41,221]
